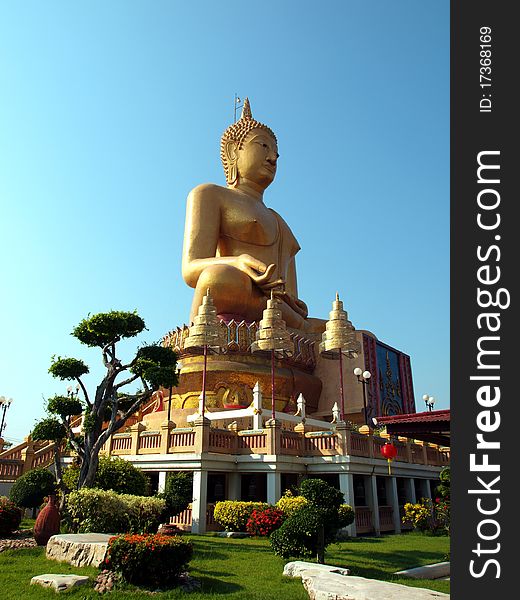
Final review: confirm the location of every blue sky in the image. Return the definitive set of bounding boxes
[0,1,449,444]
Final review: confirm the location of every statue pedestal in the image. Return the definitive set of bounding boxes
[163,321,322,414]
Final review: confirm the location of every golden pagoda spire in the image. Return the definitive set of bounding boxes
[184,288,227,350]
[251,290,293,421]
[319,292,360,358]
[319,293,361,424]
[251,290,294,355]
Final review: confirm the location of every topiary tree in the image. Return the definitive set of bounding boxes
[162,472,193,518]
[32,311,178,490]
[31,417,67,493]
[62,456,149,496]
[9,468,56,515]
[270,478,353,563]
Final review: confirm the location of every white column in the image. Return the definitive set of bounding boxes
[406,478,416,504]
[424,479,432,499]
[252,382,263,429]
[228,472,241,500]
[158,471,167,494]
[388,477,401,533]
[339,472,357,537]
[191,470,208,534]
[368,475,381,535]
[267,471,281,505]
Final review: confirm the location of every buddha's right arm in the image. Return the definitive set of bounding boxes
[181,185,276,288]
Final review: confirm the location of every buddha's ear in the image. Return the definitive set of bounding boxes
[224,141,239,186]
[224,140,238,163]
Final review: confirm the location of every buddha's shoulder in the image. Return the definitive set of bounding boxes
[187,183,228,202]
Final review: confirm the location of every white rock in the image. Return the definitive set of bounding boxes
[396,562,450,580]
[30,574,90,592]
[284,561,350,577]
[302,573,450,600]
[46,533,113,568]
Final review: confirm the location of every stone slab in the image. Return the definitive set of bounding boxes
[396,562,450,580]
[30,574,90,592]
[46,534,114,568]
[302,573,449,600]
[216,531,250,538]
[284,561,350,577]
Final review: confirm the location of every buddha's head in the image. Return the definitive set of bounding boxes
[221,98,279,188]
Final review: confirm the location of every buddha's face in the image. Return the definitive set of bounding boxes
[236,128,279,188]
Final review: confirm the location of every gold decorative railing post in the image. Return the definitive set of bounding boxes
[265,419,281,455]
[20,436,35,474]
[160,420,175,454]
[405,440,413,463]
[422,443,429,465]
[194,416,210,454]
[130,423,145,455]
[336,423,350,456]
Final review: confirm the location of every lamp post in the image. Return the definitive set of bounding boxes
[251,290,293,421]
[423,394,435,412]
[319,293,360,423]
[184,289,226,419]
[354,368,372,425]
[0,396,14,438]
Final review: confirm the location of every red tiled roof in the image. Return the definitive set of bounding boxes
[374,409,450,425]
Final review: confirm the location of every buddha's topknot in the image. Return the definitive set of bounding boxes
[220,98,277,184]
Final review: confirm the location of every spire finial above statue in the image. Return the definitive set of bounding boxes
[241,97,252,120]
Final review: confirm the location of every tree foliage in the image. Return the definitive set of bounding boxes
[49,357,89,380]
[32,310,179,490]
[62,456,149,496]
[32,418,66,443]
[72,311,146,347]
[162,472,193,517]
[9,468,56,509]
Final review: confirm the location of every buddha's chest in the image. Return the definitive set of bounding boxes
[220,198,278,246]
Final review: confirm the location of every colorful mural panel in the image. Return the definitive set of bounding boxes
[362,334,416,420]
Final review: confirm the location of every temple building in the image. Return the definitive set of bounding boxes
[0,99,449,535]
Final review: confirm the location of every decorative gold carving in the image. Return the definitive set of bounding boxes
[214,383,253,408]
[163,319,316,372]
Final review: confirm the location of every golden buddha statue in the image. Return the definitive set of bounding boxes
[182,99,324,333]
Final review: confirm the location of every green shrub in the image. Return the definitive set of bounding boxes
[275,491,308,517]
[105,533,193,587]
[9,468,56,509]
[62,456,149,495]
[269,479,350,562]
[213,501,269,531]
[270,505,326,559]
[337,504,355,528]
[0,496,22,535]
[66,488,165,533]
[162,472,193,517]
[299,478,344,513]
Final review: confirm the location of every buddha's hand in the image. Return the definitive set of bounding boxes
[234,254,279,287]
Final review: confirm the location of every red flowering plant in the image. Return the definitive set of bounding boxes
[104,533,193,587]
[246,507,285,537]
[0,496,22,535]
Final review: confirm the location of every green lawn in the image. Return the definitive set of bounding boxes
[0,532,449,599]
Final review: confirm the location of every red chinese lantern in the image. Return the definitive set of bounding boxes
[381,442,398,474]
